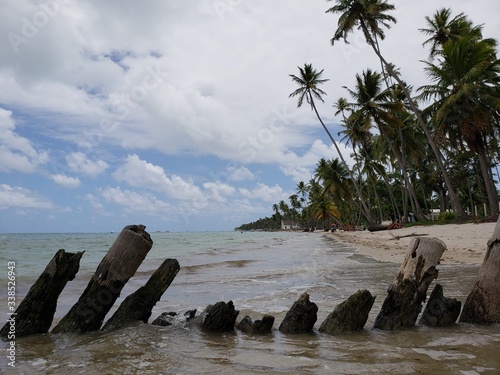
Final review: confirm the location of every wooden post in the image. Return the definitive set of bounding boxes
[374,237,446,330]
[0,250,83,339]
[102,258,180,331]
[460,217,500,324]
[52,225,153,334]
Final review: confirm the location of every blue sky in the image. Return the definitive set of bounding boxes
[1,0,499,233]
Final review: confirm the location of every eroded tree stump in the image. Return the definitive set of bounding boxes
[200,301,239,331]
[279,292,318,333]
[52,225,153,334]
[319,289,375,334]
[419,284,461,327]
[460,218,500,324]
[0,250,83,339]
[102,258,180,331]
[374,237,446,330]
[237,314,275,334]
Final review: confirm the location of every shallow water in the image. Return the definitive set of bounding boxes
[1,231,499,374]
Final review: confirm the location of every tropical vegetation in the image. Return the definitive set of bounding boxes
[236,2,499,231]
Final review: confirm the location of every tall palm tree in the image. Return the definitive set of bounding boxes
[289,63,374,222]
[343,69,426,220]
[420,8,483,59]
[326,0,468,219]
[419,36,500,216]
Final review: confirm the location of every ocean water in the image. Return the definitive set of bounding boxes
[0,230,499,374]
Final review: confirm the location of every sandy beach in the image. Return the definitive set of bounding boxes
[329,221,498,265]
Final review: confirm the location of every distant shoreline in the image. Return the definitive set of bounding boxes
[325,222,497,265]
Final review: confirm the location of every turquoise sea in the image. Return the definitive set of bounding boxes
[0,230,499,374]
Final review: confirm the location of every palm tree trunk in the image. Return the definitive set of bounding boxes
[309,94,375,223]
[359,20,467,219]
[477,145,500,216]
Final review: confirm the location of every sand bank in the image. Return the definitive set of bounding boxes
[328,222,497,265]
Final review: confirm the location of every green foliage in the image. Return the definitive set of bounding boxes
[438,211,456,223]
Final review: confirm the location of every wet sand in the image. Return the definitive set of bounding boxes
[328,221,498,265]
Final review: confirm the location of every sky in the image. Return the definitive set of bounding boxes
[1,0,499,233]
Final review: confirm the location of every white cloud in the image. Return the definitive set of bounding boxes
[99,186,171,214]
[51,174,81,188]
[0,108,49,173]
[202,181,236,203]
[0,184,55,210]
[66,152,108,177]
[239,183,290,203]
[113,154,204,201]
[227,166,255,181]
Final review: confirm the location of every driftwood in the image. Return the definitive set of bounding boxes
[374,237,446,330]
[0,250,83,339]
[319,289,375,334]
[52,225,153,334]
[460,217,500,324]
[389,232,428,240]
[102,258,180,331]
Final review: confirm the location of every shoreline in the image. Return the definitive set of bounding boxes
[325,222,497,265]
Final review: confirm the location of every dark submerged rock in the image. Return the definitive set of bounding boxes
[419,284,461,327]
[237,314,275,334]
[279,293,318,333]
[319,289,375,334]
[200,301,239,331]
[151,309,197,327]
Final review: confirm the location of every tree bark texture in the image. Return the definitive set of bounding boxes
[102,258,180,331]
[0,249,83,339]
[52,225,153,334]
[374,237,446,330]
[460,217,500,324]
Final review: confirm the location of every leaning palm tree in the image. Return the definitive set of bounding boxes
[326,0,467,219]
[419,35,500,217]
[289,63,374,223]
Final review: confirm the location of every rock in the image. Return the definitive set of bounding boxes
[279,293,318,333]
[152,309,197,327]
[319,289,375,334]
[460,217,500,324]
[419,284,461,326]
[237,314,275,333]
[373,237,446,330]
[200,301,239,331]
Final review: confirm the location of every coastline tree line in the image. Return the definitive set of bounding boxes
[237,2,499,232]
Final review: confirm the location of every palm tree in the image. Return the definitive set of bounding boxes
[289,63,374,222]
[343,68,426,221]
[419,35,500,216]
[420,8,482,59]
[326,0,468,219]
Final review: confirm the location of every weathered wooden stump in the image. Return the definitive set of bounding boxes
[200,301,239,331]
[102,258,180,331]
[237,314,275,334]
[319,289,375,334]
[460,218,500,324]
[279,292,318,333]
[0,249,83,339]
[419,284,461,327]
[52,225,153,334]
[374,237,446,330]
